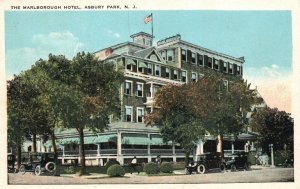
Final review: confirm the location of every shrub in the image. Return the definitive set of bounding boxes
[143,162,159,175]
[65,166,76,174]
[159,162,173,173]
[107,164,125,177]
[247,152,257,165]
[105,159,120,171]
[274,150,293,166]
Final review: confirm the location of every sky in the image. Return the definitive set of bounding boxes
[5,11,292,113]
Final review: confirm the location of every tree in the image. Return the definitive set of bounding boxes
[145,84,206,165]
[250,107,294,153]
[46,52,123,174]
[7,75,33,169]
[145,72,260,164]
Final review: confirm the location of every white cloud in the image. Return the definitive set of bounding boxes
[106,30,121,39]
[244,64,292,113]
[6,31,84,79]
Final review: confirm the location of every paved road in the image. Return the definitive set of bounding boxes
[7,167,294,184]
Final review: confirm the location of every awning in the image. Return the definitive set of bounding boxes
[84,136,97,144]
[58,137,79,144]
[127,58,137,65]
[44,140,64,149]
[149,136,172,145]
[122,134,149,145]
[94,134,117,143]
[138,62,147,68]
[237,133,257,141]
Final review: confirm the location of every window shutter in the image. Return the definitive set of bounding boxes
[219,60,224,72]
[204,55,209,67]
[170,68,174,79]
[161,66,166,78]
[187,50,192,63]
[241,66,243,76]
[233,64,237,75]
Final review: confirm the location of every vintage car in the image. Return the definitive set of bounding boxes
[185,152,226,174]
[225,152,249,171]
[19,152,57,176]
[8,154,16,173]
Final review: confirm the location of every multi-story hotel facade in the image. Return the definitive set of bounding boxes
[22,32,262,166]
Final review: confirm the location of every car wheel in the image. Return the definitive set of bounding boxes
[231,164,237,172]
[197,164,206,174]
[19,165,26,175]
[34,165,41,176]
[220,163,225,172]
[45,162,56,173]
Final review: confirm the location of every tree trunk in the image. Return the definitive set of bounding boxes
[51,130,58,157]
[16,144,22,170]
[32,133,37,152]
[217,134,223,156]
[184,151,190,166]
[78,128,86,175]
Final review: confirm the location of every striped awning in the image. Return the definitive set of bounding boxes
[94,134,117,143]
[138,62,147,68]
[149,136,172,145]
[127,58,137,65]
[122,134,149,145]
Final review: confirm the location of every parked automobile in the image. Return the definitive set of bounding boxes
[185,152,226,174]
[225,152,249,171]
[7,154,16,173]
[19,152,57,176]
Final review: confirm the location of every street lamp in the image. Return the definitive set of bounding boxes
[269,144,275,168]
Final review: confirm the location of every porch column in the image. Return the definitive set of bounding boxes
[63,146,65,157]
[150,82,153,98]
[172,143,176,162]
[148,134,151,162]
[117,131,123,165]
[97,144,100,156]
[231,142,235,154]
[196,140,204,155]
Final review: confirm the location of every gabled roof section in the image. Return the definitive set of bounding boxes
[133,47,164,63]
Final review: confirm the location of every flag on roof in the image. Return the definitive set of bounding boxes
[144,14,152,24]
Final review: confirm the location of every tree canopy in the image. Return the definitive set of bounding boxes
[250,107,294,153]
[145,72,261,163]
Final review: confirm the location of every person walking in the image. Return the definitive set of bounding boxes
[130,156,139,174]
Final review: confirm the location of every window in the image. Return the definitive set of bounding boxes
[173,70,178,80]
[147,63,152,75]
[198,54,203,66]
[136,83,143,97]
[137,108,144,123]
[125,81,132,95]
[125,106,133,122]
[126,59,136,71]
[207,57,213,68]
[160,50,166,61]
[237,66,241,75]
[155,65,160,76]
[165,67,170,78]
[223,62,227,72]
[214,59,219,70]
[126,63,132,70]
[191,72,197,82]
[229,63,233,74]
[181,49,186,61]
[191,53,196,64]
[167,49,174,61]
[182,71,187,82]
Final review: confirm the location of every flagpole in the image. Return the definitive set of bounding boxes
[151,13,153,43]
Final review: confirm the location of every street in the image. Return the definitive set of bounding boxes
[7,167,294,184]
